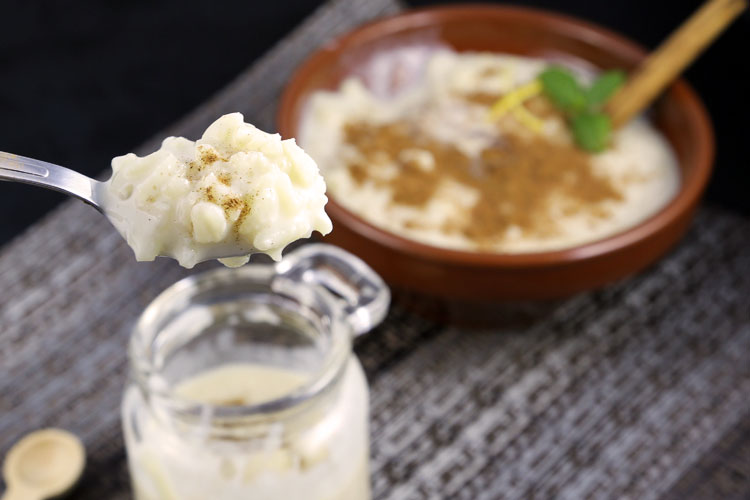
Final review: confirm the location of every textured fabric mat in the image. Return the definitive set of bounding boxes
[1,0,748,498]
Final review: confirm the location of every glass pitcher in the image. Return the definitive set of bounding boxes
[121,244,389,500]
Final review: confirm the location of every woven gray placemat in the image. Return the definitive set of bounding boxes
[361,206,750,500]
[1,0,748,498]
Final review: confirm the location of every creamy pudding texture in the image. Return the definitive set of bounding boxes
[104,113,332,268]
[173,363,307,406]
[300,51,680,253]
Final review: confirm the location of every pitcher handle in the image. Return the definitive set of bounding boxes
[275,244,390,336]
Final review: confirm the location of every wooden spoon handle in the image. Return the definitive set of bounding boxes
[607,0,747,127]
[1,485,40,500]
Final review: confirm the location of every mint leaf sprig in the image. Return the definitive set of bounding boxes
[539,67,625,153]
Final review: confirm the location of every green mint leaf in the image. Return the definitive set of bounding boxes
[539,67,587,114]
[586,70,626,108]
[571,112,612,152]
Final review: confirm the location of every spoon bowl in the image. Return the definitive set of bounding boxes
[2,429,85,500]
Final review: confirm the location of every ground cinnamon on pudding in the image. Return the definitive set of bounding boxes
[342,115,623,246]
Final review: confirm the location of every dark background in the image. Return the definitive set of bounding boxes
[1,0,747,246]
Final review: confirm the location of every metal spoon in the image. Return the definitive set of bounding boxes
[0,152,106,212]
[0,151,249,265]
[2,429,85,500]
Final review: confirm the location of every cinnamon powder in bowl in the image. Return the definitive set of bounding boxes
[340,116,625,251]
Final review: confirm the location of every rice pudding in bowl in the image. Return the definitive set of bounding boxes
[278,5,714,300]
[300,51,679,254]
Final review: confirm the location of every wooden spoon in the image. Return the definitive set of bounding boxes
[2,429,85,500]
[607,0,747,127]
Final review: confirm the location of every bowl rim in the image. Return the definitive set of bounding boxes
[278,4,715,269]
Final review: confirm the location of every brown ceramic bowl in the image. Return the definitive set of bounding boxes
[278,5,714,301]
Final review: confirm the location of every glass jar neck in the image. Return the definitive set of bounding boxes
[128,262,352,436]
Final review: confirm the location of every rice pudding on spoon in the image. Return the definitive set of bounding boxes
[104,112,332,268]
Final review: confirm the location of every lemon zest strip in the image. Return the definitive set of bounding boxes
[487,79,543,120]
[511,106,545,133]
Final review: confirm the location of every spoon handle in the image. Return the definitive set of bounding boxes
[1,485,40,500]
[607,0,747,127]
[0,151,103,211]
